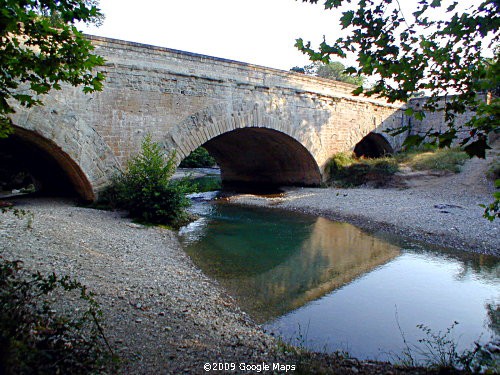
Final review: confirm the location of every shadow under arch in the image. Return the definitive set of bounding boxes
[0,127,94,201]
[202,128,322,189]
[354,132,394,158]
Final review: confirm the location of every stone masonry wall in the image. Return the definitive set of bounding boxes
[407,93,490,144]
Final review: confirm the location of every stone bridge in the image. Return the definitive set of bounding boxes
[7,35,409,201]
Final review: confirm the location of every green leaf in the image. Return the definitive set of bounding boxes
[403,134,425,148]
[446,2,458,12]
[340,11,354,28]
[352,86,363,95]
[438,130,456,148]
[0,0,106,132]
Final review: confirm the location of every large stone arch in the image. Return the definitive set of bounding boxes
[164,102,322,187]
[9,98,121,201]
[164,102,320,159]
[204,128,322,187]
[2,126,95,200]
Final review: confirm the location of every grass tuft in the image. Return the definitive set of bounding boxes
[395,147,469,173]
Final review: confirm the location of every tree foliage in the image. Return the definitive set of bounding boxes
[297,0,499,157]
[179,147,216,168]
[0,0,106,138]
[0,256,116,374]
[291,61,365,85]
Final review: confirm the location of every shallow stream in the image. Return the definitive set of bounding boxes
[179,195,499,362]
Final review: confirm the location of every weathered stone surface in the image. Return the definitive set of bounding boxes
[406,94,490,144]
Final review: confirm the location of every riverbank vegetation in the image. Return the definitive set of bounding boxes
[277,323,498,374]
[326,152,398,187]
[396,148,470,173]
[98,136,192,227]
[179,147,216,168]
[326,147,469,187]
[0,256,117,375]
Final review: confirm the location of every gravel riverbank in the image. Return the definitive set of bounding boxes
[0,199,277,374]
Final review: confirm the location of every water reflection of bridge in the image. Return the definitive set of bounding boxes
[243,218,400,322]
[191,214,400,323]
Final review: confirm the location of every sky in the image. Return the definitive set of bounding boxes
[80,0,493,73]
[80,0,346,71]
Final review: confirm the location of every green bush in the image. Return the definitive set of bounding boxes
[189,176,222,193]
[326,152,356,177]
[0,257,116,375]
[326,147,469,188]
[179,147,216,168]
[100,136,192,227]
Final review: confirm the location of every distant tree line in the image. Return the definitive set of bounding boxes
[291,61,365,86]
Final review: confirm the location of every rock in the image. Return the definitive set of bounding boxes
[127,223,143,229]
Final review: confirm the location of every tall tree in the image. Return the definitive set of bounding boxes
[297,0,499,156]
[0,0,106,138]
[316,61,365,85]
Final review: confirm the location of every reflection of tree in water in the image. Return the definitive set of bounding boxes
[485,303,499,337]
[453,254,500,284]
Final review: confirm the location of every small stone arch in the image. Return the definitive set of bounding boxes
[9,96,122,201]
[0,127,95,201]
[354,132,394,158]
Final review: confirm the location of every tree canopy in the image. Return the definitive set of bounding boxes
[291,61,365,86]
[0,0,106,138]
[297,0,499,157]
